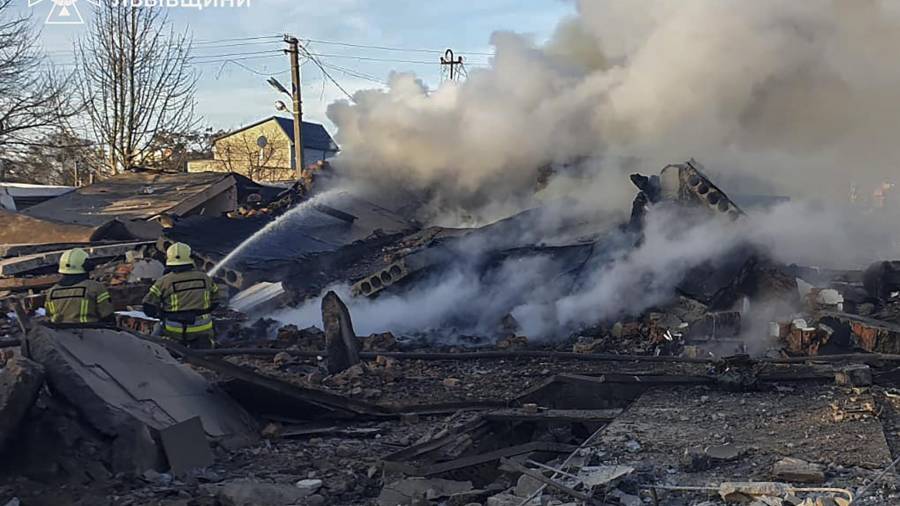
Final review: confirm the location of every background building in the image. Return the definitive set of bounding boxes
[188,116,338,182]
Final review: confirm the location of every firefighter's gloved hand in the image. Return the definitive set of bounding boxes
[143,303,160,318]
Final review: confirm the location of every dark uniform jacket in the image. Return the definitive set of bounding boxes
[46,277,114,325]
[142,269,223,338]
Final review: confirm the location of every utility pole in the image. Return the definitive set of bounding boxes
[440,49,465,81]
[284,35,305,180]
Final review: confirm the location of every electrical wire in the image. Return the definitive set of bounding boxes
[213,58,289,77]
[304,52,481,65]
[301,37,494,56]
[186,49,281,60]
[299,47,355,100]
[193,34,281,44]
[319,62,388,86]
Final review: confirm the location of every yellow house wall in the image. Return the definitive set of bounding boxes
[188,119,295,182]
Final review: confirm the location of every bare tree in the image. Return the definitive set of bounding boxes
[0,0,76,155]
[149,127,218,173]
[9,131,110,185]
[217,131,281,181]
[76,3,198,173]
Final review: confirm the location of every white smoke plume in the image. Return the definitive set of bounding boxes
[271,200,899,340]
[269,1,900,342]
[329,0,900,223]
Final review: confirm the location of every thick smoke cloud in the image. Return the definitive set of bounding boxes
[269,1,900,342]
[328,0,900,222]
[272,200,899,340]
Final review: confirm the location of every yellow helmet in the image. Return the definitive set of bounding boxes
[58,248,89,275]
[166,242,194,267]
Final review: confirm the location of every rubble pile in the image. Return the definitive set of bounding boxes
[3,162,900,505]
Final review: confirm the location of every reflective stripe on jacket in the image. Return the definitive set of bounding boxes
[143,270,222,314]
[163,314,214,335]
[47,279,114,324]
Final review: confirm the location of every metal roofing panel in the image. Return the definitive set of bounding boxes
[22,171,233,226]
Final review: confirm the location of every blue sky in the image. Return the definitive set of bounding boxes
[25,0,574,132]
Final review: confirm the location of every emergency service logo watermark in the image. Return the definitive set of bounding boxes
[28,0,251,26]
[28,0,100,25]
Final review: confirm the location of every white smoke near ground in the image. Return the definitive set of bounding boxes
[270,1,900,342]
[270,199,900,340]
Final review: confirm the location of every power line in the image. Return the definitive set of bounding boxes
[302,37,495,56]
[186,49,281,60]
[319,62,388,86]
[298,46,354,101]
[190,54,284,64]
[304,52,489,65]
[213,59,289,77]
[193,34,281,44]
[190,40,281,50]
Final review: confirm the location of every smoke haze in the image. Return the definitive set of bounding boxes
[328,0,900,222]
[271,1,900,342]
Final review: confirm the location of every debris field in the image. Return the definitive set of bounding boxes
[2,161,900,506]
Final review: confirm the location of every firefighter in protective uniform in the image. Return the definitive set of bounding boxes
[142,242,223,349]
[46,248,114,325]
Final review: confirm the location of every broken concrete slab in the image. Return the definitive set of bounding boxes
[229,281,287,315]
[834,364,872,387]
[24,325,257,472]
[578,465,634,489]
[514,473,542,498]
[486,492,540,506]
[26,325,256,438]
[718,482,792,503]
[705,443,742,461]
[322,291,360,374]
[378,477,473,506]
[0,241,153,276]
[210,479,317,506]
[0,357,45,451]
[771,458,825,484]
[159,417,214,476]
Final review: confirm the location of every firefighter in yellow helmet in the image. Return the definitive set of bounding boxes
[142,242,224,349]
[46,248,114,326]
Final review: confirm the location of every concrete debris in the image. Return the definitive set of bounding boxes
[719,482,793,502]
[0,357,44,451]
[5,162,900,506]
[295,478,324,494]
[577,465,634,488]
[229,281,288,315]
[834,364,872,387]
[514,473,542,498]
[377,478,473,506]
[771,458,826,484]
[209,479,319,505]
[24,325,257,473]
[486,493,539,506]
[321,291,361,375]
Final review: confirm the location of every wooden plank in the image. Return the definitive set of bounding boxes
[0,241,153,276]
[484,408,623,423]
[0,274,61,291]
